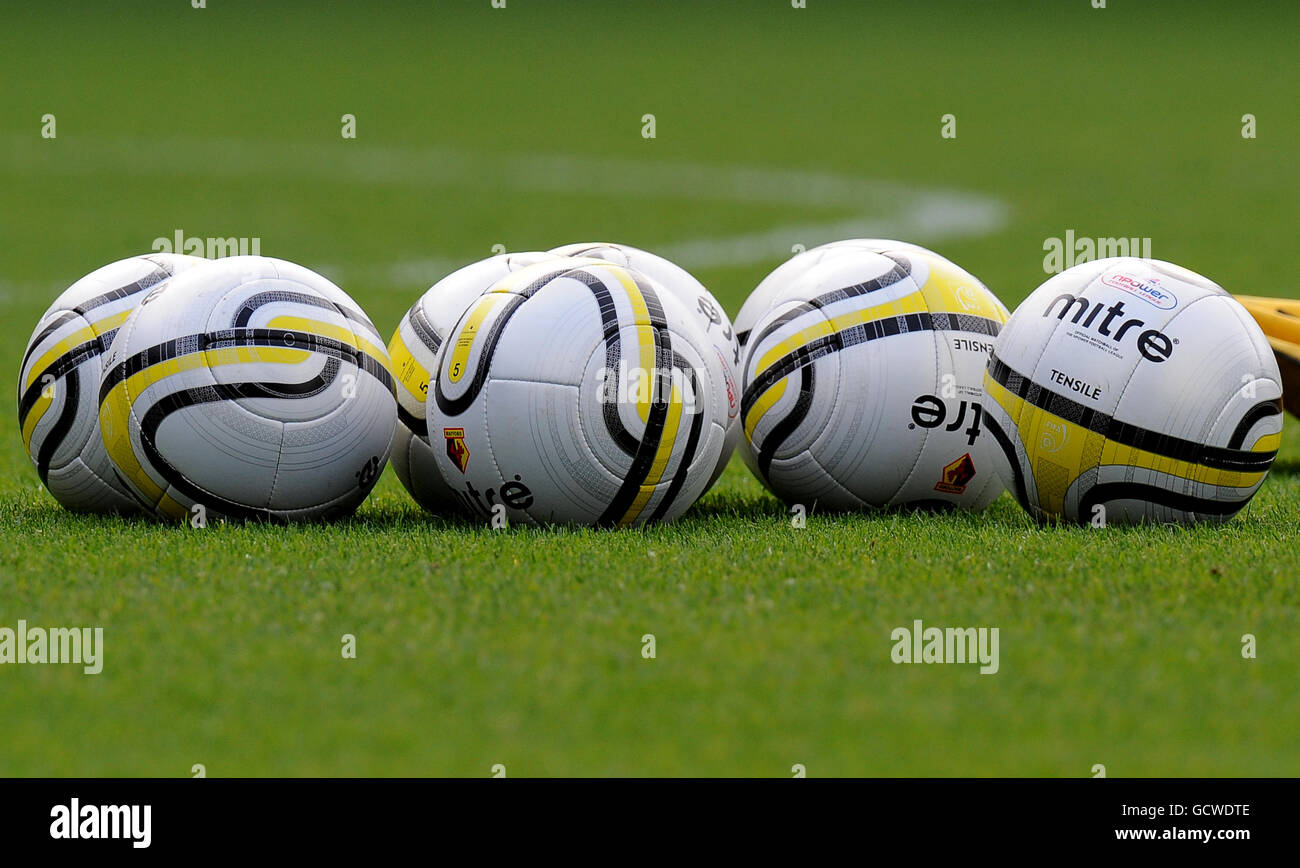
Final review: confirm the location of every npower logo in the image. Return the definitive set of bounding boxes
[1101,271,1178,310]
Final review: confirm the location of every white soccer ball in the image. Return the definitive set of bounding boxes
[981,257,1283,525]
[740,239,1010,510]
[550,242,741,489]
[388,252,563,513]
[18,253,206,512]
[426,257,729,526]
[98,255,397,522]
[733,238,937,350]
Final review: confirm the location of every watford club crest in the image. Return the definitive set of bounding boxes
[935,453,976,494]
[444,427,470,474]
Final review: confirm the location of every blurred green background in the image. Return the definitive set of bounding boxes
[1,0,1296,776]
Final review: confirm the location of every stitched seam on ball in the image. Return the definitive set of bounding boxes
[120,312,186,511]
[80,449,133,503]
[1092,291,1221,517]
[892,290,944,499]
[265,422,286,511]
[882,270,931,501]
[1016,266,1114,508]
[123,312,256,513]
[809,451,869,508]
[479,377,503,518]
[1025,268,1111,403]
[214,277,341,423]
[1220,295,1277,395]
[1108,292,1221,440]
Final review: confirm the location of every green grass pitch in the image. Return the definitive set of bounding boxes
[1,0,1297,776]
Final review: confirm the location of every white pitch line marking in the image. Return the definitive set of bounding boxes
[1,134,1008,288]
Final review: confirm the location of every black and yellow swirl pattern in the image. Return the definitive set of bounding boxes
[97,290,394,521]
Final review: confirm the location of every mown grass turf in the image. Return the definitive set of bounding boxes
[1,0,1298,776]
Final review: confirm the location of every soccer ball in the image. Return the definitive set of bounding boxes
[739,239,1010,509]
[981,257,1283,525]
[18,253,206,512]
[98,255,397,522]
[388,252,563,513]
[426,256,729,526]
[733,238,938,350]
[550,242,741,489]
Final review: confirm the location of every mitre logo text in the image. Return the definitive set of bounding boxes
[1042,294,1175,363]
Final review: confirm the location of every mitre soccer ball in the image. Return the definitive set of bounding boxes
[427,257,729,526]
[981,257,1283,525]
[733,238,938,350]
[18,253,206,512]
[388,251,563,513]
[739,239,1010,510]
[98,255,397,522]
[550,242,741,489]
